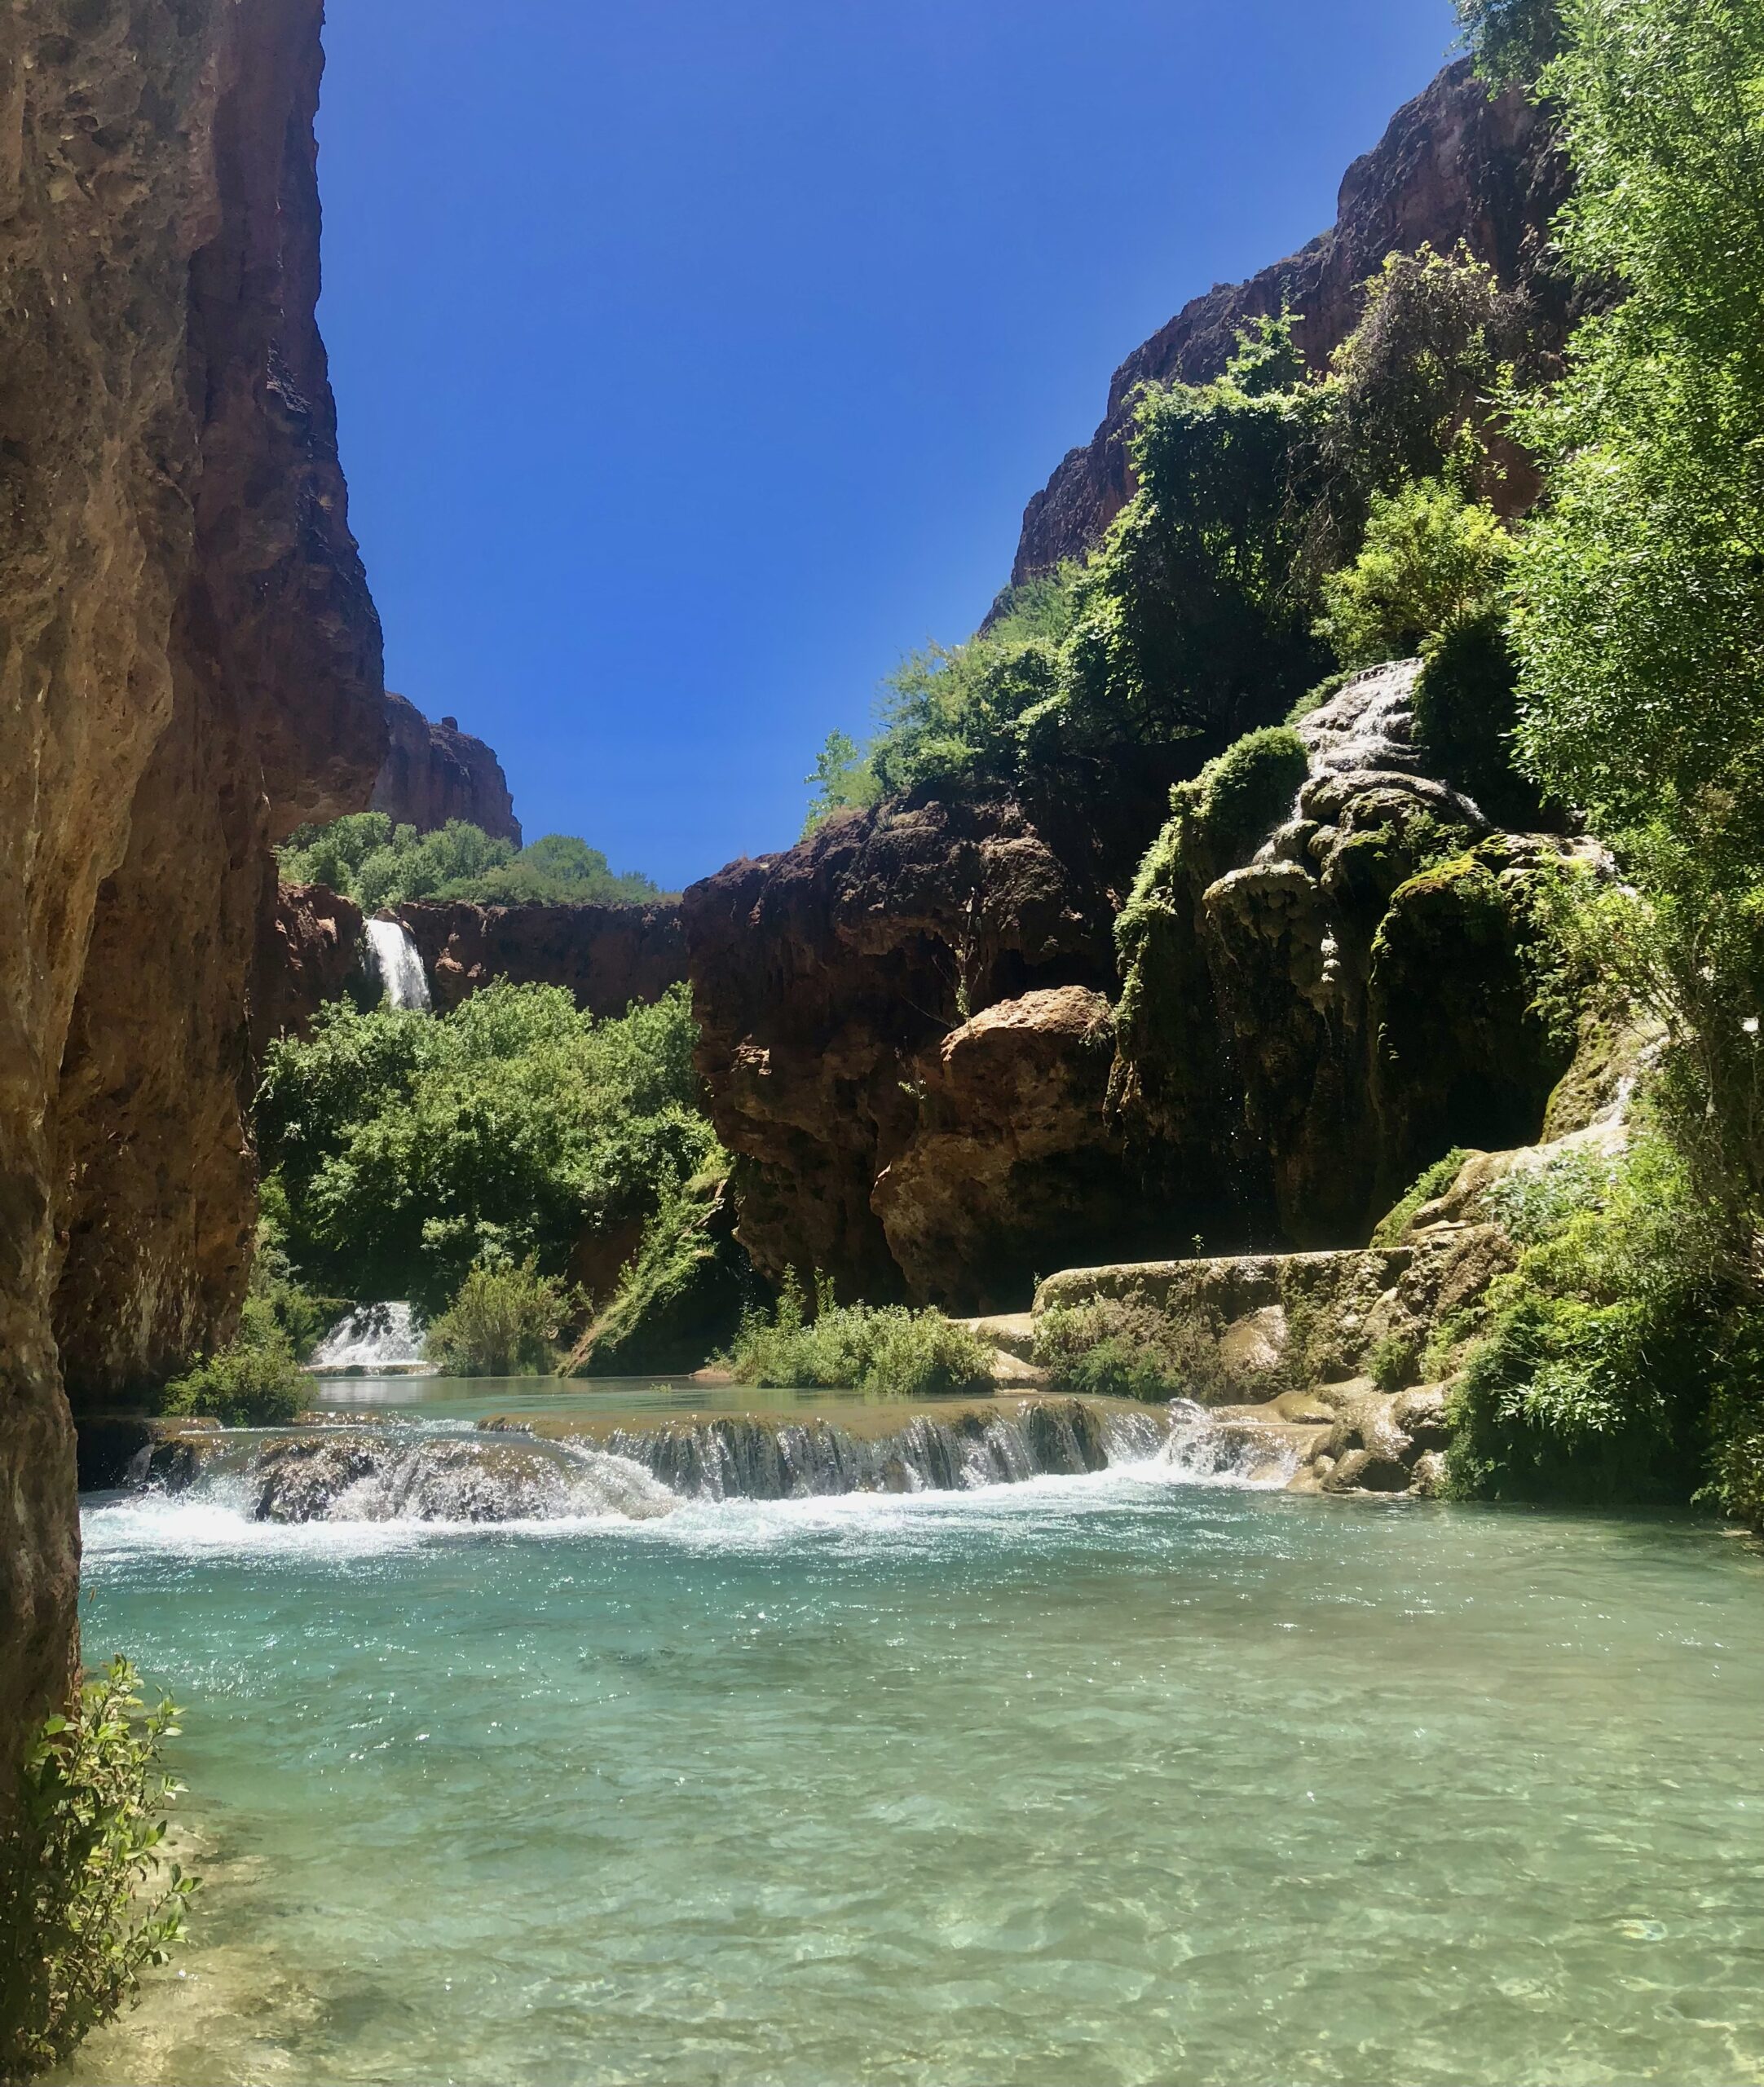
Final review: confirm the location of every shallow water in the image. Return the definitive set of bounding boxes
[308,1370,922,1426]
[65,1466,1764,2087]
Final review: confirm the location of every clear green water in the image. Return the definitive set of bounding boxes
[64,1470,1764,2086]
[309,1371,913,1425]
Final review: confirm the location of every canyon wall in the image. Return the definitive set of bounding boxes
[1012,60,1570,582]
[395,898,686,1017]
[0,0,383,1782]
[371,689,522,845]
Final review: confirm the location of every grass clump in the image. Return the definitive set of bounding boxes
[424,1256,580,1375]
[725,1274,995,1399]
[0,1660,196,2080]
[1366,1332,1419,1392]
[1034,1295,1237,1405]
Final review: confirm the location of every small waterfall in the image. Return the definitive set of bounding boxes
[308,1302,429,1374]
[364,916,432,1012]
[146,1428,677,1525]
[130,1399,1295,1527]
[594,1401,1172,1502]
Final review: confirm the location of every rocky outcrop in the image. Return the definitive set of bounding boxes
[0,1,382,1780]
[394,897,686,1017]
[683,782,1171,1313]
[872,986,1125,1308]
[566,1176,764,1376]
[1012,61,1571,581]
[370,689,521,845]
[1112,660,1592,1246]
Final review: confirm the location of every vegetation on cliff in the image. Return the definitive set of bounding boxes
[256,981,720,1313]
[278,813,666,909]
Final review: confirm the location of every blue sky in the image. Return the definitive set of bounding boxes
[315,0,1461,892]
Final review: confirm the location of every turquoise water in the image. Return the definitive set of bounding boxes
[65,1465,1764,2086]
[309,1371,918,1424]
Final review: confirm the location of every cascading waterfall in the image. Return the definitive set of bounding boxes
[364,916,432,1011]
[127,1397,1298,1527]
[308,1302,430,1374]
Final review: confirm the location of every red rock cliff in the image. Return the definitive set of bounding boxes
[371,689,523,845]
[1011,60,1570,582]
[0,0,384,1785]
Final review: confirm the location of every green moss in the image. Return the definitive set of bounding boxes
[1370,1147,1471,1246]
[1171,726,1310,862]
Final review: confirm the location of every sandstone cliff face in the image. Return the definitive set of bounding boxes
[0,0,382,1778]
[371,689,522,845]
[683,785,1169,1313]
[1012,61,1570,581]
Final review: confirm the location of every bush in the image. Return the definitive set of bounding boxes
[277,814,664,909]
[1315,477,1515,672]
[256,980,721,1311]
[0,1659,196,2080]
[1445,1136,1717,1503]
[1034,1295,1237,1405]
[161,1307,304,1426]
[1412,611,1542,827]
[423,1257,581,1375]
[724,1274,995,1399]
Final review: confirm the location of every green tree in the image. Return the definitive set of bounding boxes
[278,817,664,908]
[1316,477,1515,669]
[255,981,721,1311]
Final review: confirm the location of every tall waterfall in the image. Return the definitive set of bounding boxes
[364,917,432,1012]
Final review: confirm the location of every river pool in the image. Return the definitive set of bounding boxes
[62,1445,1764,2085]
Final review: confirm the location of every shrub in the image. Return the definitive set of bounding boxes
[1315,477,1515,672]
[423,1256,581,1375]
[1034,1295,1237,1405]
[0,1659,196,2080]
[1412,611,1542,827]
[1370,1148,1471,1247]
[1445,1136,1717,1503]
[724,1274,995,1399]
[161,1308,304,1426]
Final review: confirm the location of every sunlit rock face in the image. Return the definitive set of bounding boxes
[681,778,1174,1315]
[1010,59,1574,583]
[371,691,523,845]
[0,0,383,1776]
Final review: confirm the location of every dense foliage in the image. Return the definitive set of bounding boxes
[256,981,720,1312]
[423,1257,580,1375]
[160,1305,304,1427]
[278,813,664,909]
[725,1274,996,1399]
[0,1661,196,2080]
[1478,0,1764,1516]
[805,246,1532,829]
